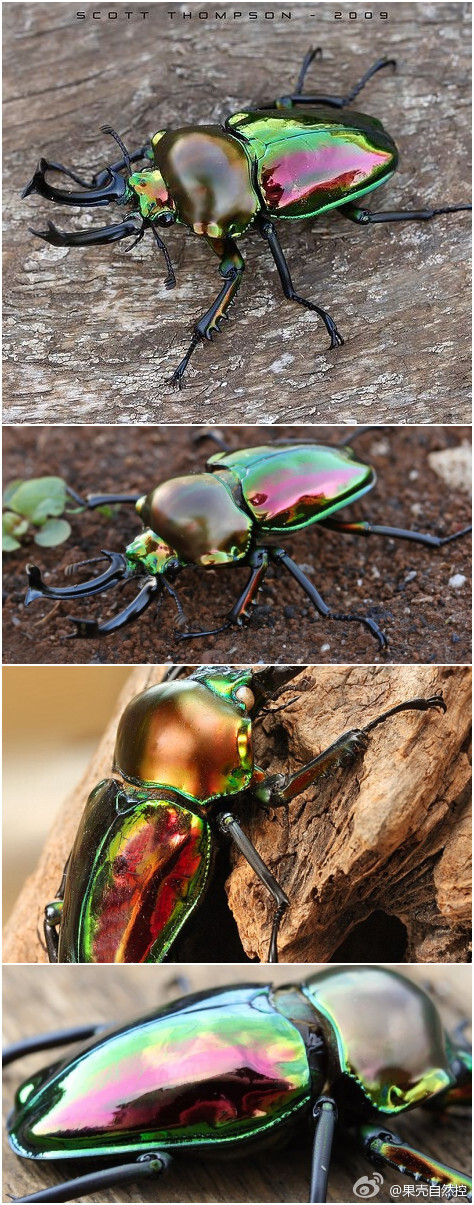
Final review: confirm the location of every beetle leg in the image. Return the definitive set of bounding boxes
[13,1152,173,1204]
[320,517,472,548]
[227,548,270,625]
[216,811,289,962]
[269,547,388,649]
[340,200,472,224]
[361,1124,472,1197]
[257,217,344,351]
[3,1024,105,1067]
[169,238,245,388]
[43,855,70,963]
[254,695,446,807]
[275,52,395,109]
[254,729,370,806]
[310,1097,338,1204]
[65,487,142,509]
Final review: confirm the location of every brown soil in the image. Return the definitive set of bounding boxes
[3,425,471,667]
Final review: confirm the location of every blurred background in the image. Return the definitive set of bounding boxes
[2,666,130,921]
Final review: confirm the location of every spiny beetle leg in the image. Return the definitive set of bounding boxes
[255,729,370,806]
[253,694,446,806]
[13,1152,173,1204]
[216,811,289,962]
[257,217,344,350]
[361,1124,472,1197]
[269,548,388,650]
[320,517,472,547]
[169,237,244,386]
[340,201,472,225]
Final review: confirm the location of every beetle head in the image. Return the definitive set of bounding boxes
[127,168,176,226]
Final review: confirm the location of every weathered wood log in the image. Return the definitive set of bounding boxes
[2,964,471,1203]
[228,664,472,963]
[3,3,471,424]
[3,664,471,967]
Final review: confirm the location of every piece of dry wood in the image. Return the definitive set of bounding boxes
[2,963,471,1204]
[228,664,472,963]
[3,664,471,967]
[3,3,471,424]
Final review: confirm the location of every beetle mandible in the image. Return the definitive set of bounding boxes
[23,432,472,651]
[3,966,472,1204]
[22,49,471,385]
[40,665,449,966]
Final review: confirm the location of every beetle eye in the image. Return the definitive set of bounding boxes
[156,212,175,228]
[235,686,255,711]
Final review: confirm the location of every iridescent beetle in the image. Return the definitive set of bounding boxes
[41,665,449,966]
[22,50,471,385]
[24,435,472,651]
[3,967,472,1204]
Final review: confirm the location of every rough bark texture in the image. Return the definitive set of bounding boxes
[2,964,471,1204]
[3,664,471,967]
[228,663,472,963]
[3,3,471,425]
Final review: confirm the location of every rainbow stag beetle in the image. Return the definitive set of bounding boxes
[24,432,472,651]
[41,664,449,966]
[3,967,472,1204]
[22,49,471,385]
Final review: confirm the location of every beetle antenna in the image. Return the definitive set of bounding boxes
[101,125,132,174]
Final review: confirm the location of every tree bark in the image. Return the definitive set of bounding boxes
[3,664,471,967]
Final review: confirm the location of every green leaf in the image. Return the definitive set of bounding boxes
[3,511,29,538]
[8,477,67,522]
[3,479,24,507]
[2,533,21,552]
[34,518,72,547]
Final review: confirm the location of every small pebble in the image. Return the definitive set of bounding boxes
[320,643,331,653]
[448,574,466,589]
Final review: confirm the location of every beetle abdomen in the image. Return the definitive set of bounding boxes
[227,108,397,218]
[209,444,375,530]
[137,474,252,565]
[58,782,212,964]
[8,987,312,1159]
